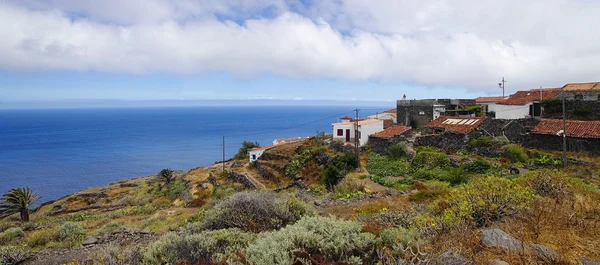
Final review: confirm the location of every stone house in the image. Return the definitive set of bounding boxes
[562,82,600,101]
[368,125,412,154]
[415,116,488,150]
[495,88,561,119]
[525,119,600,152]
[396,98,476,128]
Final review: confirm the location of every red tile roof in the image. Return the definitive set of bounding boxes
[476,96,508,103]
[562,82,600,92]
[333,118,382,126]
[340,116,353,119]
[531,119,600,139]
[370,125,411,139]
[498,88,561,105]
[424,116,487,134]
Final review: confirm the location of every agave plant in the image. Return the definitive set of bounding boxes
[0,187,40,222]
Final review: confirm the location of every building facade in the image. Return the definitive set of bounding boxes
[396,98,476,128]
[332,118,384,147]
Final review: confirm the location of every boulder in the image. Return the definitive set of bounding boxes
[141,227,151,234]
[81,236,98,246]
[530,244,559,263]
[481,229,525,251]
[580,257,600,265]
[436,251,470,265]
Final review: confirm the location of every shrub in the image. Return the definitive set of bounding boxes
[235,141,260,160]
[367,154,410,177]
[526,171,570,199]
[502,144,528,163]
[245,216,377,265]
[95,244,144,265]
[412,168,448,181]
[334,178,366,200]
[445,165,469,186]
[370,175,414,188]
[468,136,495,148]
[95,223,124,237]
[410,151,450,171]
[157,168,174,185]
[57,222,86,240]
[433,177,536,227]
[0,227,23,244]
[321,153,358,190]
[387,143,408,160]
[26,228,56,248]
[466,158,492,174]
[0,246,30,265]
[201,192,313,232]
[144,229,254,264]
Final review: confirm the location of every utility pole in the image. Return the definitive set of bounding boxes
[540,86,543,117]
[562,89,567,168]
[222,135,226,173]
[354,108,360,166]
[498,77,506,97]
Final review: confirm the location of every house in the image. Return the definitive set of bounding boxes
[562,82,600,101]
[415,116,488,150]
[367,108,397,128]
[248,145,276,162]
[526,119,600,151]
[475,96,508,117]
[495,88,561,119]
[368,125,412,154]
[396,98,476,128]
[332,118,384,147]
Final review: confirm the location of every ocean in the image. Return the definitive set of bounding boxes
[0,105,386,203]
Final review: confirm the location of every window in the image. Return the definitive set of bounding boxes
[337,129,343,136]
[575,94,583,100]
[418,111,425,115]
[357,131,361,139]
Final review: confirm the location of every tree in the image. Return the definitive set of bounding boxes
[234,141,261,160]
[158,168,175,185]
[0,187,40,222]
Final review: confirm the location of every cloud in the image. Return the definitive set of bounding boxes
[1,0,600,91]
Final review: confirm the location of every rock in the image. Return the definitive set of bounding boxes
[141,227,151,234]
[487,260,509,265]
[436,251,470,265]
[530,244,559,263]
[481,229,525,251]
[580,257,600,265]
[81,236,98,246]
[314,200,322,206]
[201,183,210,189]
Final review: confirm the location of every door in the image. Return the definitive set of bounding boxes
[346,129,350,142]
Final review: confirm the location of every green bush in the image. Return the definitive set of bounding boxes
[57,222,86,240]
[445,165,469,186]
[96,223,124,237]
[245,216,376,265]
[0,227,23,244]
[321,153,358,190]
[387,143,408,160]
[468,136,495,148]
[502,144,528,163]
[410,151,451,171]
[466,158,492,174]
[144,229,255,264]
[26,228,56,248]
[201,192,313,232]
[235,141,261,160]
[433,177,536,227]
[367,154,410,177]
[370,175,414,188]
[412,168,448,181]
[95,244,144,265]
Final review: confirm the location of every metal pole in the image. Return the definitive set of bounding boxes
[222,135,225,172]
[562,89,567,168]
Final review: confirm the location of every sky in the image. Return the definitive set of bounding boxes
[1,0,599,105]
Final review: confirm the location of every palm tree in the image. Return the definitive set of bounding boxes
[158,168,174,185]
[0,187,41,222]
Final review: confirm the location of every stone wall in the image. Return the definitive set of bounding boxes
[542,100,600,120]
[225,170,257,189]
[414,133,475,151]
[368,135,409,154]
[479,118,539,143]
[523,134,600,153]
[564,91,600,101]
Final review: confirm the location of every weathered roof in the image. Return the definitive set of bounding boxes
[498,88,561,105]
[531,119,600,139]
[383,108,397,114]
[562,82,600,92]
[424,116,487,134]
[340,116,353,119]
[333,118,382,126]
[370,125,411,139]
[475,96,508,103]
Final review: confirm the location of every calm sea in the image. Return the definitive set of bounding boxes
[0,106,385,203]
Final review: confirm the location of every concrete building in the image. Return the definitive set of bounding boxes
[562,82,600,101]
[367,108,397,128]
[475,96,508,116]
[332,118,384,147]
[495,88,561,119]
[396,98,476,128]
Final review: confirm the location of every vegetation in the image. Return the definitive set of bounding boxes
[367,154,410,177]
[503,144,529,163]
[387,143,409,160]
[321,152,358,190]
[0,187,41,222]
[235,141,261,160]
[410,151,451,171]
[157,168,175,185]
[334,178,366,199]
[541,98,562,113]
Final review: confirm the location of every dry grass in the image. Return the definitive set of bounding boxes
[321,196,411,219]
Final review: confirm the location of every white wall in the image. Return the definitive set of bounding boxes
[332,123,354,142]
[367,113,397,123]
[359,121,384,146]
[248,149,265,162]
[495,104,531,119]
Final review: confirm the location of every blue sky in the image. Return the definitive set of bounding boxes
[1,0,599,105]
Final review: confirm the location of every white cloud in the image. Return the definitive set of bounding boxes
[1,0,600,91]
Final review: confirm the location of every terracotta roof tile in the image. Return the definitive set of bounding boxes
[333,118,382,126]
[531,119,600,139]
[562,82,600,92]
[340,116,353,119]
[424,116,487,134]
[498,88,561,105]
[370,125,411,139]
[475,96,508,103]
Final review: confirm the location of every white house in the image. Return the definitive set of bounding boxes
[248,146,274,162]
[475,96,508,115]
[367,108,397,124]
[495,88,561,119]
[332,118,384,147]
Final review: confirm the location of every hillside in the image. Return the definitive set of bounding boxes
[1,135,600,264]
